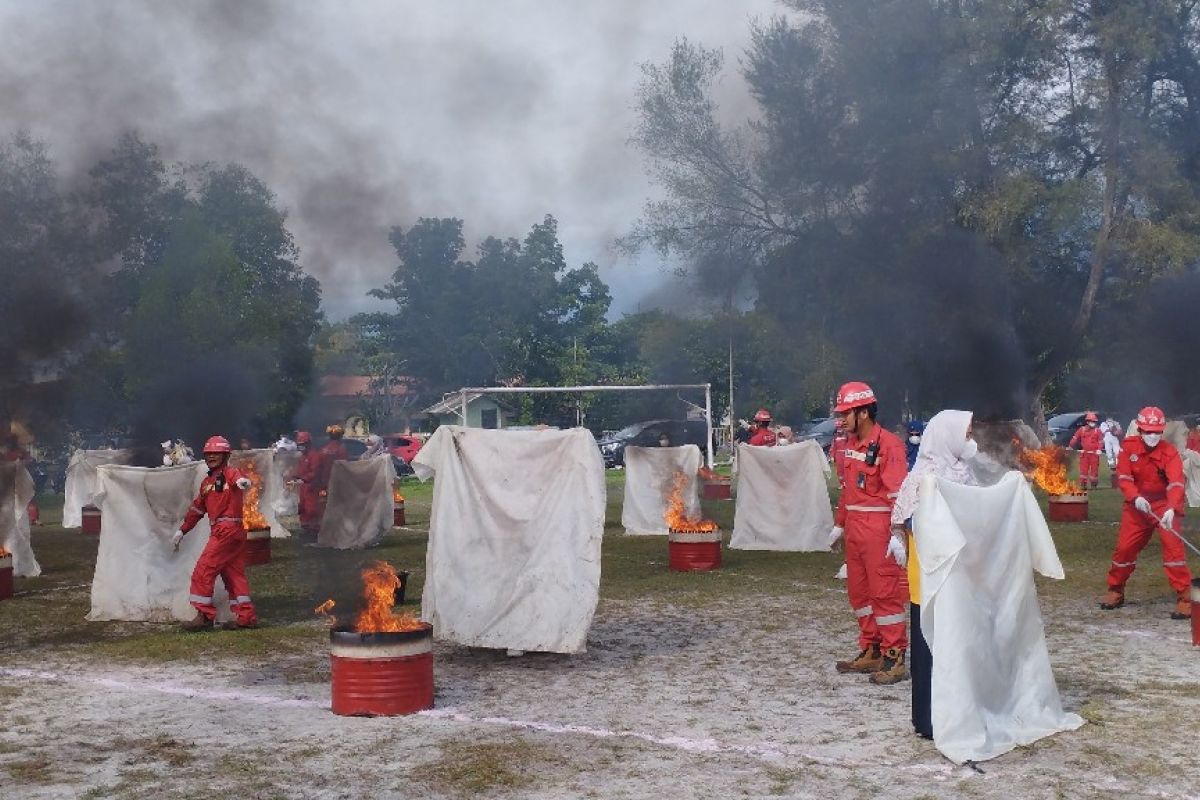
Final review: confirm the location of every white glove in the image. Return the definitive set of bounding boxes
[886,533,907,567]
[835,563,848,580]
[170,530,185,551]
[1161,508,1176,530]
[828,526,844,546]
[1134,496,1152,515]
[235,477,252,490]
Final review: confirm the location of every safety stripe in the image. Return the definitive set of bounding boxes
[1163,561,1188,567]
[1118,475,1133,482]
[886,492,899,499]
[846,505,890,513]
[854,605,874,618]
[189,505,203,516]
[1111,560,1136,568]
[217,516,243,523]
[189,594,212,604]
[875,612,906,626]
[844,450,867,462]
[1167,482,1185,490]
[236,595,251,604]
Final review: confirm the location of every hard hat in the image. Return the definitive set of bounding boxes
[1084,411,1098,422]
[753,408,772,423]
[202,435,232,454]
[326,424,344,438]
[1136,406,1166,433]
[296,431,312,444]
[834,381,876,413]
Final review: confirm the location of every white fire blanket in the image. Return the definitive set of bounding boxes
[0,461,39,577]
[915,471,1084,763]
[88,462,232,622]
[1163,421,1200,507]
[730,441,832,551]
[315,454,396,549]
[231,449,290,538]
[412,426,604,654]
[271,450,301,517]
[621,445,701,535]
[62,449,131,528]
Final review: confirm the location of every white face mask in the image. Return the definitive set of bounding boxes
[908,435,921,445]
[960,439,978,460]
[1142,433,1162,448]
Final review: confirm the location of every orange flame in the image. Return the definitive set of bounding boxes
[234,457,270,530]
[354,561,422,633]
[314,598,337,626]
[1015,440,1084,496]
[0,547,11,557]
[664,471,718,532]
[393,488,405,504]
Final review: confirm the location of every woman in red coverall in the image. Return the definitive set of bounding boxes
[171,435,258,632]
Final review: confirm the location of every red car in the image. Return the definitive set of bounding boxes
[383,433,424,464]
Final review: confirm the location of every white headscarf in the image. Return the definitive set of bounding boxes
[891,410,977,525]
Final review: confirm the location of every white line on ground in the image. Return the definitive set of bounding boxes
[13,583,91,597]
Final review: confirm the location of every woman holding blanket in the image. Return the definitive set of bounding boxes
[889,410,977,739]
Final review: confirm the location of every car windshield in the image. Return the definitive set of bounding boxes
[613,422,649,439]
[1047,413,1081,428]
[806,418,837,435]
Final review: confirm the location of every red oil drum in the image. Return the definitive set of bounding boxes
[668,529,722,571]
[0,553,12,600]
[1048,494,1088,522]
[81,505,101,535]
[701,477,732,501]
[393,499,406,527]
[330,624,434,717]
[26,502,38,525]
[244,528,271,566]
[1191,578,1200,647]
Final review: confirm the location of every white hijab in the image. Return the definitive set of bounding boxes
[891,410,977,525]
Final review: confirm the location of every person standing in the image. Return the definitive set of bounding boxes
[904,420,925,470]
[1068,412,1104,488]
[171,435,258,632]
[828,381,910,684]
[290,431,323,536]
[1101,406,1192,619]
[1100,416,1123,470]
[890,410,979,736]
[748,409,777,446]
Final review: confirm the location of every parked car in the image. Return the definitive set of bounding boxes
[382,433,423,464]
[342,436,413,475]
[596,419,710,468]
[1047,411,1118,447]
[797,417,838,453]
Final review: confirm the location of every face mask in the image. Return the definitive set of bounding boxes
[1142,433,1162,448]
[960,439,978,460]
[1088,422,1098,428]
[908,435,921,445]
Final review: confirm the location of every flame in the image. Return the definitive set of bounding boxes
[393,488,405,504]
[664,471,719,532]
[1014,440,1084,496]
[0,547,11,557]
[697,466,721,482]
[237,459,270,530]
[314,598,337,626]
[354,561,422,633]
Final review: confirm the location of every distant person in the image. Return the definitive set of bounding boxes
[830,417,848,481]
[1068,411,1103,488]
[904,420,925,470]
[748,408,777,446]
[1100,416,1123,469]
[1187,424,1200,455]
[273,433,297,452]
[171,435,258,632]
[775,426,794,446]
[360,434,386,459]
[1101,406,1191,620]
[238,436,253,451]
[657,432,672,447]
[289,431,323,537]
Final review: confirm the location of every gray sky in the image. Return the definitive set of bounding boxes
[0,0,781,319]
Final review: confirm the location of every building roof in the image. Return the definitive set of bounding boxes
[421,391,513,416]
[319,375,411,398]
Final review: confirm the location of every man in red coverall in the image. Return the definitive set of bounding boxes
[1068,411,1104,489]
[747,409,777,446]
[316,424,350,499]
[290,431,323,537]
[1101,406,1192,619]
[171,435,258,632]
[828,381,910,684]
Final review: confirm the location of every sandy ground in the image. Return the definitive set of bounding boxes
[3,574,1199,800]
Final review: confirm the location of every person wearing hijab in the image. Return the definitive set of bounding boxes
[889,410,978,730]
[359,434,387,460]
[904,420,926,470]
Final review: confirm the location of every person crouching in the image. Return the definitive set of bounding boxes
[171,435,259,632]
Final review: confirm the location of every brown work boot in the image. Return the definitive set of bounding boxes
[181,613,214,632]
[1099,589,1125,610]
[835,644,882,674]
[221,619,260,631]
[869,647,909,685]
[1171,592,1191,620]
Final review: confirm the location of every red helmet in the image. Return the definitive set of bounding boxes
[296,431,312,445]
[753,408,772,423]
[834,381,876,413]
[1136,406,1166,433]
[202,435,232,454]
[1084,411,1098,422]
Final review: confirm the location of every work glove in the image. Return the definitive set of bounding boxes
[1161,508,1176,530]
[835,563,848,580]
[886,533,907,568]
[170,530,185,551]
[235,477,252,490]
[828,526,844,547]
[1134,496,1152,515]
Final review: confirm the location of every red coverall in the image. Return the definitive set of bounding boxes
[835,425,909,651]
[1109,438,1191,595]
[181,465,257,626]
[293,449,324,532]
[1068,425,1104,486]
[748,427,777,447]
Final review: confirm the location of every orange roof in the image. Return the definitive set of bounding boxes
[319,375,411,397]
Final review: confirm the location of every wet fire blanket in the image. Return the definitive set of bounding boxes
[62,449,131,528]
[731,441,832,551]
[0,461,39,576]
[315,454,396,549]
[413,426,604,654]
[915,471,1084,763]
[621,445,701,536]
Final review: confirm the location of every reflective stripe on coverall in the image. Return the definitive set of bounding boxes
[181,465,257,625]
[835,425,909,651]
[1108,439,1191,594]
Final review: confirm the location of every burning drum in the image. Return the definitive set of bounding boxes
[0,551,12,601]
[81,504,101,535]
[243,528,271,566]
[330,623,434,716]
[668,528,722,571]
[1048,493,1089,522]
[393,495,406,527]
